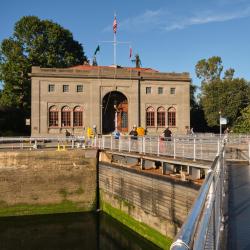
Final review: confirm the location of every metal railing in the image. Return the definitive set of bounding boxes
[170,144,226,250]
[1,134,249,162]
[0,135,219,161]
[94,135,220,161]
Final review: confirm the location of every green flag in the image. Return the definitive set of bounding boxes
[94,45,100,55]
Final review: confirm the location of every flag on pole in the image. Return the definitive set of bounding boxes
[113,16,117,34]
[129,46,132,59]
[94,45,100,55]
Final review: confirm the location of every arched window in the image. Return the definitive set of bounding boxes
[61,106,71,127]
[168,107,176,127]
[73,106,83,127]
[146,107,155,127]
[157,107,165,127]
[49,106,59,127]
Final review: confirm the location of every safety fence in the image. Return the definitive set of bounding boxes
[0,135,222,162]
[170,145,226,250]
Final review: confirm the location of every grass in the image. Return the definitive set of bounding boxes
[0,200,93,217]
[101,200,172,250]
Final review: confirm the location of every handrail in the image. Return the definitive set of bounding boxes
[170,145,225,250]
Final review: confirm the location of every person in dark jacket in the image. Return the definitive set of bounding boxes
[163,127,172,141]
[129,125,138,150]
[129,125,138,140]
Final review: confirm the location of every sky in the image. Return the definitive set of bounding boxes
[1,0,250,88]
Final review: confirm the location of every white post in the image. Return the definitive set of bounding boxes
[129,136,131,152]
[143,136,145,154]
[71,139,74,149]
[217,139,220,156]
[115,111,117,131]
[157,136,160,156]
[102,136,105,149]
[174,138,176,159]
[200,140,203,160]
[118,136,121,152]
[193,138,196,162]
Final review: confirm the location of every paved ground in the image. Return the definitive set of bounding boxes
[227,161,250,250]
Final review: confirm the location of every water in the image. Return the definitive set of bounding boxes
[0,212,161,250]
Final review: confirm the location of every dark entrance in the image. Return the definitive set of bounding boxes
[102,91,128,134]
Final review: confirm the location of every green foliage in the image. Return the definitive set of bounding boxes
[195,56,223,84]
[233,105,250,133]
[200,78,249,127]
[0,16,87,134]
[223,68,235,80]
[195,56,250,129]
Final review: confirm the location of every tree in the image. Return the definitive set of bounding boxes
[223,68,235,80]
[200,78,250,127]
[0,16,87,134]
[132,54,141,68]
[233,105,250,133]
[195,56,223,84]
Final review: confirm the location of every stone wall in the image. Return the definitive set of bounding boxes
[99,162,199,240]
[0,149,97,216]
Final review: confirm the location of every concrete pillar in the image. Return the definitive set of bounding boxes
[162,163,174,175]
[191,167,200,180]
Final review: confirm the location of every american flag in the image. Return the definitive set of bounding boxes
[113,16,117,34]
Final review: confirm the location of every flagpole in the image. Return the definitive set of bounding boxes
[114,31,116,66]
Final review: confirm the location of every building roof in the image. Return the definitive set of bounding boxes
[30,65,191,82]
[70,64,159,73]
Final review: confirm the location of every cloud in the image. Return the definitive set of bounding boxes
[165,7,250,31]
[103,5,250,33]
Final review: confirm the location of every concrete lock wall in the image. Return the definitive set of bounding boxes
[0,149,97,216]
[99,162,199,240]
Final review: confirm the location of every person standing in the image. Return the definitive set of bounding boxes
[163,127,172,141]
[129,125,138,150]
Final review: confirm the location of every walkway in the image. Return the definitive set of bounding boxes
[227,160,250,250]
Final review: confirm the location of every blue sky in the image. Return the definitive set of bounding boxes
[1,0,250,87]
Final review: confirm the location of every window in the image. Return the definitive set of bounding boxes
[73,106,83,126]
[170,87,176,94]
[121,112,128,128]
[48,84,55,92]
[157,107,165,126]
[158,87,163,94]
[49,106,58,127]
[168,107,176,126]
[76,85,83,92]
[146,107,155,127]
[146,87,151,94]
[61,106,71,127]
[63,85,69,92]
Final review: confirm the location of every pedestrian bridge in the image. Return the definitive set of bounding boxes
[0,134,250,249]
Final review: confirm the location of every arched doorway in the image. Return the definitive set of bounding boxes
[102,91,128,134]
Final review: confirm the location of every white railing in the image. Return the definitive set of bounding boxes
[170,145,226,250]
[1,134,249,162]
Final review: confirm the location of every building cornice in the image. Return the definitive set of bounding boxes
[30,66,191,82]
